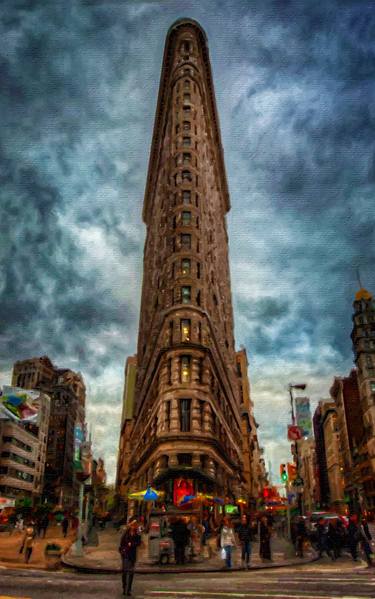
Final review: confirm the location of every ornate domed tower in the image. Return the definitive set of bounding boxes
[126,19,244,505]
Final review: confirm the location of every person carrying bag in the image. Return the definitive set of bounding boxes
[220,516,237,569]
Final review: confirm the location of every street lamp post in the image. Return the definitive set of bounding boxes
[288,383,307,516]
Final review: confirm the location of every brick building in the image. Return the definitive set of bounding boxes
[313,402,331,509]
[119,19,254,508]
[12,356,85,506]
[350,287,375,511]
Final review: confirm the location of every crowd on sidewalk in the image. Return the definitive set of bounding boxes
[292,514,374,566]
[0,511,78,565]
[117,513,278,596]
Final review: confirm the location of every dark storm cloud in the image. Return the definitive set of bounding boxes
[1,0,374,479]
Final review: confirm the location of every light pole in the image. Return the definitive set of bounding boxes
[288,383,307,516]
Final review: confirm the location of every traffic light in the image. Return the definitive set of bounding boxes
[280,463,288,483]
[287,462,297,482]
[263,487,270,499]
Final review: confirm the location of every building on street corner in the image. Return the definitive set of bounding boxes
[116,19,266,514]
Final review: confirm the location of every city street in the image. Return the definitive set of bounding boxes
[0,559,374,598]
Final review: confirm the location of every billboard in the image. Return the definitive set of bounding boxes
[295,396,312,438]
[0,386,40,423]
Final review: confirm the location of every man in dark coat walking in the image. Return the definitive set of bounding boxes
[236,514,253,569]
[171,517,190,564]
[119,518,142,596]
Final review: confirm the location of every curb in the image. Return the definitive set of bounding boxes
[61,552,319,575]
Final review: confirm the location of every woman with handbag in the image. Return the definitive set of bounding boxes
[20,523,36,563]
[220,516,236,569]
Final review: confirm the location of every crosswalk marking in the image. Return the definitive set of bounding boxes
[148,591,371,599]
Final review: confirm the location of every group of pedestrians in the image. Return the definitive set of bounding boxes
[315,515,373,565]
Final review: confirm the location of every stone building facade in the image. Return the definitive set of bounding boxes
[122,19,247,506]
[235,349,267,504]
[12,356,86,506]
[351,287,375,510]
[320,402,346,512]
[313,401,331,509]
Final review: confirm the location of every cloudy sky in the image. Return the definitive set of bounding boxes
[1,0,374,483]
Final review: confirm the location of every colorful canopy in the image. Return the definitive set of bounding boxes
[128,485,164,501]
[179,493,224,506]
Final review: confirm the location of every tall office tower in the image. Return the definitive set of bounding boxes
[125,19,245,505]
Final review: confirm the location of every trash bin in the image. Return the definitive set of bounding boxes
[44,543,63,570]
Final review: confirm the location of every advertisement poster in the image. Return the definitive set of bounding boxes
[0,386,40,423]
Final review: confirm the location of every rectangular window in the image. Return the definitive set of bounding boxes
[182,211,191,226]
[182,170,192,181]
[183,105,191,114]
[181,355,191,383]
[197,262,201,279]
[183,137,191,147]
[199,400,205,430]
[183,190,191,204]
[183,121,191,131]
[371,382,375,392]
[183,93,191,103]
[178,453,192,465]
[181,319,191,342]
[183,153,191,164]
[198,321,202,342]
[182,258,191,275]
[181,233,191,249]
[169,320,173,344]
[181,286,191,304]
[184,80,190,89]
[198,358,204,384]
[165,400,171,432]
[167,358,172,385]
[180,398,191,432]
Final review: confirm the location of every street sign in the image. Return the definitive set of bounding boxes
[288,425,302,441]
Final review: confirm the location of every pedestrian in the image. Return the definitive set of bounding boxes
[220,516,237,569]
[15,515,24,533]
[259,515,272,561]
[62,515,69,538]
[171,517,190,564]
[359,518,373,567]
[296,516,307,558]
[20,523,36,563]
[347,515,360,562]
[119,518,142,596]
[336,519,346,557]
[317,518,333,559]
[328,520,340,560]
[39,513,49,538]
[236,514,253,569]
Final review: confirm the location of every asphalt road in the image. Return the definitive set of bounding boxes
[0,559,374,598]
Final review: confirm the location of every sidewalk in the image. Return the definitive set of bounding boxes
[0,524,75,570]
[63,526,317,574]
